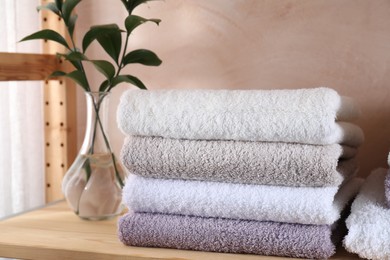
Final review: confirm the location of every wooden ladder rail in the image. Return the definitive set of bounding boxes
[0,51,77,203]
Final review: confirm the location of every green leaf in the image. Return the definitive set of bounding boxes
[20,29,69,49]
[48,70,66,78]
[128,0,159,13]
[82,24,122,63]
[65,70,89,91]
[62,0,81,24]
[67,59,82,71]
[96,32,122,64]
[37,3,60,15]
[99,80,110,92]
[55,0,63,10]
[56,51,86,70]
[82,158,92,182]
[68,14,78,37]
[123,49,162,66]
[65,51,87,61]
[83,24,119,52]
[125,15,161,34]
[110,75,147,90]
[89,60,116,80]
[120,0,129,11]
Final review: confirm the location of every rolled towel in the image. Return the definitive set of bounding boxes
[123,175,362,225]
[343,168,390,259]
[117,88,364,146]
[386,169,390,208]
[121,136,358,187]
[118,212,345,259]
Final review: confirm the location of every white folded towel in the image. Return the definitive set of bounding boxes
[123,175,362,225]
[117,87,364,146]
[343,168,390,260]
[388,151,390,166]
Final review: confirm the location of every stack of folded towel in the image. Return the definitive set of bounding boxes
[116,87,364,259]
[343,152,390,259]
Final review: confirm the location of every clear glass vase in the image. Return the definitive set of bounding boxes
[62,92,125,220]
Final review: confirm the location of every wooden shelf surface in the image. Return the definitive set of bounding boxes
[0,201,361,260]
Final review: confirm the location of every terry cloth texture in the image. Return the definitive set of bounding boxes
[123,175,363,225]
[343,168,390,260]
[121,136,358,187]
[388,151,390,166]
[117,88,364,146]
[118,212,344,259]
[386,169,390,208]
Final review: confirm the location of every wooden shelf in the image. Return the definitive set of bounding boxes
[0,52,60,81]
[0,201,361,260]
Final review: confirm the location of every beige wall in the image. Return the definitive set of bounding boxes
[76,0,390,177]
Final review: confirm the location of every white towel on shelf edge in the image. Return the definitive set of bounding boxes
[343,168,390,260]
[123,175,363,225]
[116,87,364,146]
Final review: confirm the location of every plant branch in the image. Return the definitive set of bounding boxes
[90,94,124,187]
[107,32,131,91]
[60,11,91,91]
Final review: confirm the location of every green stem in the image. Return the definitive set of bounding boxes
[107,32,131,92]
[91,94,124,188]
[90,97,103,154]
[118,33,130,75]
[59,10,123,186]
[60,11,91,91]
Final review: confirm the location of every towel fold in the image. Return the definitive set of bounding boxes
[386,169,390,208]
[118,211,346,259]
[343,168,390,259]
[117,88,364,146]
[123,175,362,225]
[388,151,390,166]
[121,136,357,187]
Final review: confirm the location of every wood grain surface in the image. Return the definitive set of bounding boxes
[0,52,60,81]
[40,0,78,203]
[0,201,361,260]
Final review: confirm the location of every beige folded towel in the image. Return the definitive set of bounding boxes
[121,136,358,187]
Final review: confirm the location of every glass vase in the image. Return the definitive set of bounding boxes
[62,91,125,220]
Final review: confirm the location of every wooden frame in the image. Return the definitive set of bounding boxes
[0,0,77,203]
[40,0,77,203]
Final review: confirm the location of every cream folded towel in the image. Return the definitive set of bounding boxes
[123,175,362,225]
[343,168,390,259]
[117,88,364,146]
[121,136,357,187]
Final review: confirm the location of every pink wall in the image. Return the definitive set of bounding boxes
[77,0,390,177]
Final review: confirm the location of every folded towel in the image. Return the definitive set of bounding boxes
[118,212,345,259]
[117,88,364,146]
[386,169,390,208]
[121,136,358,187]
[343,168,390,259]
[123,175,362,225]
[388,151,390,166]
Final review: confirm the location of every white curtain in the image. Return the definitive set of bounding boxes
[0,0,44,219]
